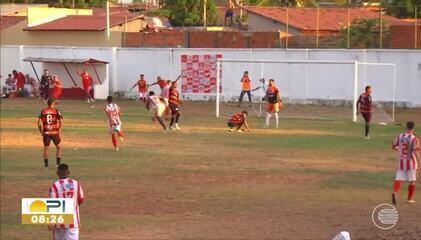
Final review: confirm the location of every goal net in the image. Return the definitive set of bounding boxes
[216,59,396,123]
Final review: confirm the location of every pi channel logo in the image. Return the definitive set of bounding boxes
[22,198,73,215]
[371,203,398,230]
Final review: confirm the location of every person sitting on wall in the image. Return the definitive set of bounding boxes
[2,74,17,98]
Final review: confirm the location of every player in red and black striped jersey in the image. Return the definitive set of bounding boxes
[169,81,182,130]
[38,99,63,168]
[227,111,250,132]
[357,86,372,139]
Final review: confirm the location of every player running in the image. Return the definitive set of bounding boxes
[156,76,167,92]
[104,96,124,151]
[146,91,167,131]
[48,163,84,240]
[51,75,63,100]
[391,121,420,204]
[239,71,252,103]
[265,79,282,128]
[130,74,148,102]
[77,69,94,103]
[38,99,63,168]
[228,111,250,132]
[357,86,373,139]
[168,81,182,130]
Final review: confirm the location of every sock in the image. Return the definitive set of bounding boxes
[265,113,271,127]
[117,130,124,138]
[365,123,369,137]
[112,135,117,147]
[408,184,416,200]
[44,159,48,167]
[157,117,166,130]
[170,117,175,127]
[393,180,402,193]
[274,113,279,127]
[175,114,180,124]
[56,157,61,166]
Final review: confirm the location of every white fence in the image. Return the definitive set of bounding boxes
[1,45,420,106]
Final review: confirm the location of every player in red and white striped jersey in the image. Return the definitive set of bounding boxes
[391,121,420,204]
[48,164,84,240]
[105,96,124,151]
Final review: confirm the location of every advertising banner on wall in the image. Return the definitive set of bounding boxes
[180,54,222,94]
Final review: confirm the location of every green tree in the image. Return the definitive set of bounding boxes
[339,18,389,48]
[164,0,217,27]
[243,0,318,7]
[382,0,421,18]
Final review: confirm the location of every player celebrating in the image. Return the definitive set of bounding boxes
[77,69,94,103]
[105,96,124,151]
[228,110,250,132]
[239,71,252,103]
[130,74,148,102]
[265,79,282,128]
[168,81,182,130]
[38,99,63,168]
[146,91,167,131]
[391,121,420,204]
[357,86,372,139]
[51,75,63,100]
[48,163,84,240]
[156,76,167,92]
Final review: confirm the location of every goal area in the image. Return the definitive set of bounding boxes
[215,59,396,123]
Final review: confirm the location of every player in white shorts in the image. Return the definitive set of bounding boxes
[49,164,84,240]
[146,91,167,131]
[391,121,420,204]
[105,96,124,151]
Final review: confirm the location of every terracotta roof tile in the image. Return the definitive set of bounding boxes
[244,7,409,31]
[0,16,26,30]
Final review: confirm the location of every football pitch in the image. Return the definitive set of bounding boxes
[1,99,420,239]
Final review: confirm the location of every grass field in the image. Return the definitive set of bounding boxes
[1,98,421,240]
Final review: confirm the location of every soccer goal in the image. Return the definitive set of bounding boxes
[215,59,396,123]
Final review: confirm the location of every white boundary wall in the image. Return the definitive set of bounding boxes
[1,46,420,106]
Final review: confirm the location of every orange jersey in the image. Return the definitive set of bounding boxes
[138,79,147,92]
[266,85,280,104]
[169,88,180,105]
[157,80,166,89]
[80,73,93,88]
[52,79,63,99]
[229,113,245,125]
[39,107,63,135]
[241,76,251,91]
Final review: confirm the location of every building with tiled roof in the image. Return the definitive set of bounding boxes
[243,7,410,35]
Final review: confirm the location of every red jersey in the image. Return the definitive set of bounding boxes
[229,113,245,124]
[52,78,63,99]
[157,79,166,89]
[80,73,93,88]
[357,93,372,113]
[168,88,180,105]
[138,79,147,92]
[49,178,84,229]
[14,72,25,89]
[392,132,419,170]
[39,108,63,135]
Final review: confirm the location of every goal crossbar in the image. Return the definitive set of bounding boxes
[215,59,396,122]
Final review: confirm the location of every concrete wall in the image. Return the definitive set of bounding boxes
[1,45,420,106]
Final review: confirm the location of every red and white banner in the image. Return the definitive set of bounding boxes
[180,54,222,94]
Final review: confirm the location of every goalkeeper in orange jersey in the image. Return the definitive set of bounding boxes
[227,111,250,132]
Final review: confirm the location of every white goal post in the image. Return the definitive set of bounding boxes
[215,59,396,122]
